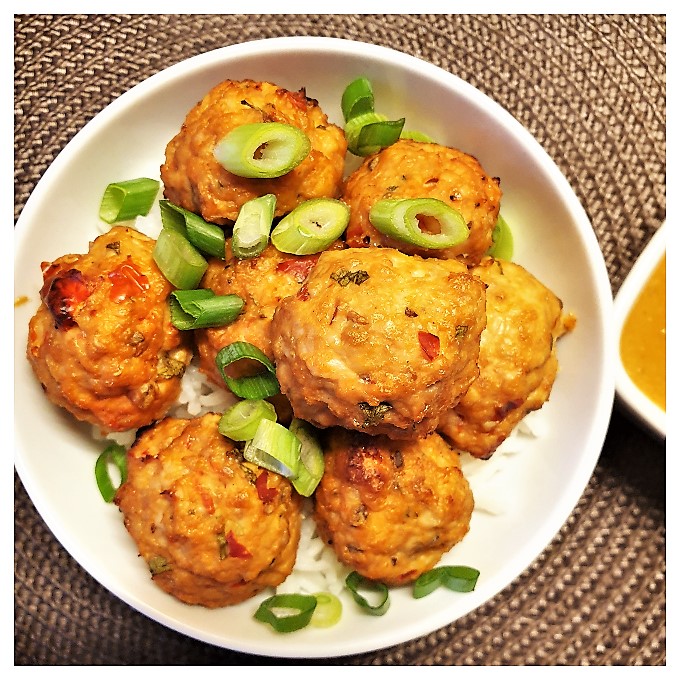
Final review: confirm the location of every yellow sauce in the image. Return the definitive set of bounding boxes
[620,254,666,410]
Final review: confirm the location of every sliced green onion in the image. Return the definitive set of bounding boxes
[244,419,301,478]
[254,593,317,633]
[400,129,434,143]
[369,198,469,250]
[94,443,127,503]
[288,418,325,497]
[270,198,350,255]
[160,200,226,259]
[214,123,311,179]
[341,76,375,122]
[412,565,480,599]
[486,213,514,260]
[310,592,342,628]
[99,178,159,224]
[215,341,280,399]
[232,194,276,259]
[168,289,244,330]
[354,118,405,156]
[345,571,390,616]
[344,112,386,154]
[153,228,208,289]
[218,399,277,441]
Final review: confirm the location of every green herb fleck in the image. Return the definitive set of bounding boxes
[455,325,469,338]
[359,401,392,427]
[148,556,172,575]
[331,268,370,287]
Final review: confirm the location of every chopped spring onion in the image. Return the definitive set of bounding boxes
[218,398,277,441]
[369,197,469,250]
[214,123,311,179]
[412,565,480,599]
[168,289,244,330]
[486,213,514,260]
[153,228,208,289]
[254,593,317,633]
[345,571,390,616]
[270,198,350,255]
[160,200,226,259]
[400,129,435,143]
[288,418,325,497]
[94,443,127,503]
[232,194,276,259]
[215,341,280,399]
[310,592,342,628]
[353,117,405,157]
[244,419,301,478]
[99,178,159,224]
[341,76,375,122]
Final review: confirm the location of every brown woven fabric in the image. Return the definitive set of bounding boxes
[14,14,665,665]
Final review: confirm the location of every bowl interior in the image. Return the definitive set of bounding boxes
[14,37,614,657]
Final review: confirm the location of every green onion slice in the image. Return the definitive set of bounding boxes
[288,418,325,497]
[94,443,127,503]
[400,129,434,143]
[218,398,277,441]
[254,593,317,633]
[369,197,469,250]
[270,198,350,255]
[160,200,226,259]
[243,419,301,478]
[341,76,375,122]
[310,592,342,628]
[214,123,311,179]
[345,571,390,616]
[99,178,160,224]
[232,194,276,259]
[168,289,244,330]
[354,118,405,156]
[486,213,514,260]
[215,341,280,399]
[412,565,480,599]
[153,228,208,289]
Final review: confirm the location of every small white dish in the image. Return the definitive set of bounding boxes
[614,222,666,440]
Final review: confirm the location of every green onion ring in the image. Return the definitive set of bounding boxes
[215,341,280,399]
[153,228,208,290]
[486,213,514,260]
[412,565,480,599]
[400,129,435,143]
[345,571,390,616]
[168,289,244,330]
[214,122,311,179]
[232,194,276,259]
[99,178,160,224]
[288,418,325,497]
[254,593,318,633]
[159,200,226,259]
[94,443,127,503]
[369,197,469,250]
[243,419,301,479]
[354,118,405,156]
[341,76,375,122]
[310,592,343,628]
[218,399,277,441]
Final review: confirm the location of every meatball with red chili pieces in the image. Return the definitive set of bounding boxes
[313,428,474,586]
[438,257,577,458]
[114,413,302,608]
[161,79,347,225]
[271,247,487,439]
[26,226,192,433]
[341,139,501,265]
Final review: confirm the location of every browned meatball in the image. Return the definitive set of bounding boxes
[438,257,577,458]
[114,413,302,608]
[26,226,192,433]
[313,428,474,585]
[161,79,347,225]
[271,247,487,439]
[341,139,501,265]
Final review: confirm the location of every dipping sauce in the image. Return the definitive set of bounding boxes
[620,253,666,410]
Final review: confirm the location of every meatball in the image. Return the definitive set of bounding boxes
[161,79,347,225]
[438,257,577,458]
[271,247,487,439]
[114,413,302,608]
[26,226,192,433]
[341,139,501,265]
[313,428,474,585]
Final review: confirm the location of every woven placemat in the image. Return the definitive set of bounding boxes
[14,14,666,666]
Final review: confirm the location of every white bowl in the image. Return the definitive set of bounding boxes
[14,37,615,658]
[614,222,666,439]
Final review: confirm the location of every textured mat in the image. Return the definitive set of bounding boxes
[14,14,666,666]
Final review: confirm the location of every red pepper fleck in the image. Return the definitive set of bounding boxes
[226,530,252,559]
[41,268,91,330]
[276,254,320,283]
[296,284,310,301]
[255,470,277,503]
[108,257,150,301]
[418,331,440,360]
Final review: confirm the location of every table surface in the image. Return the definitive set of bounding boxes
[14,14,666,666]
